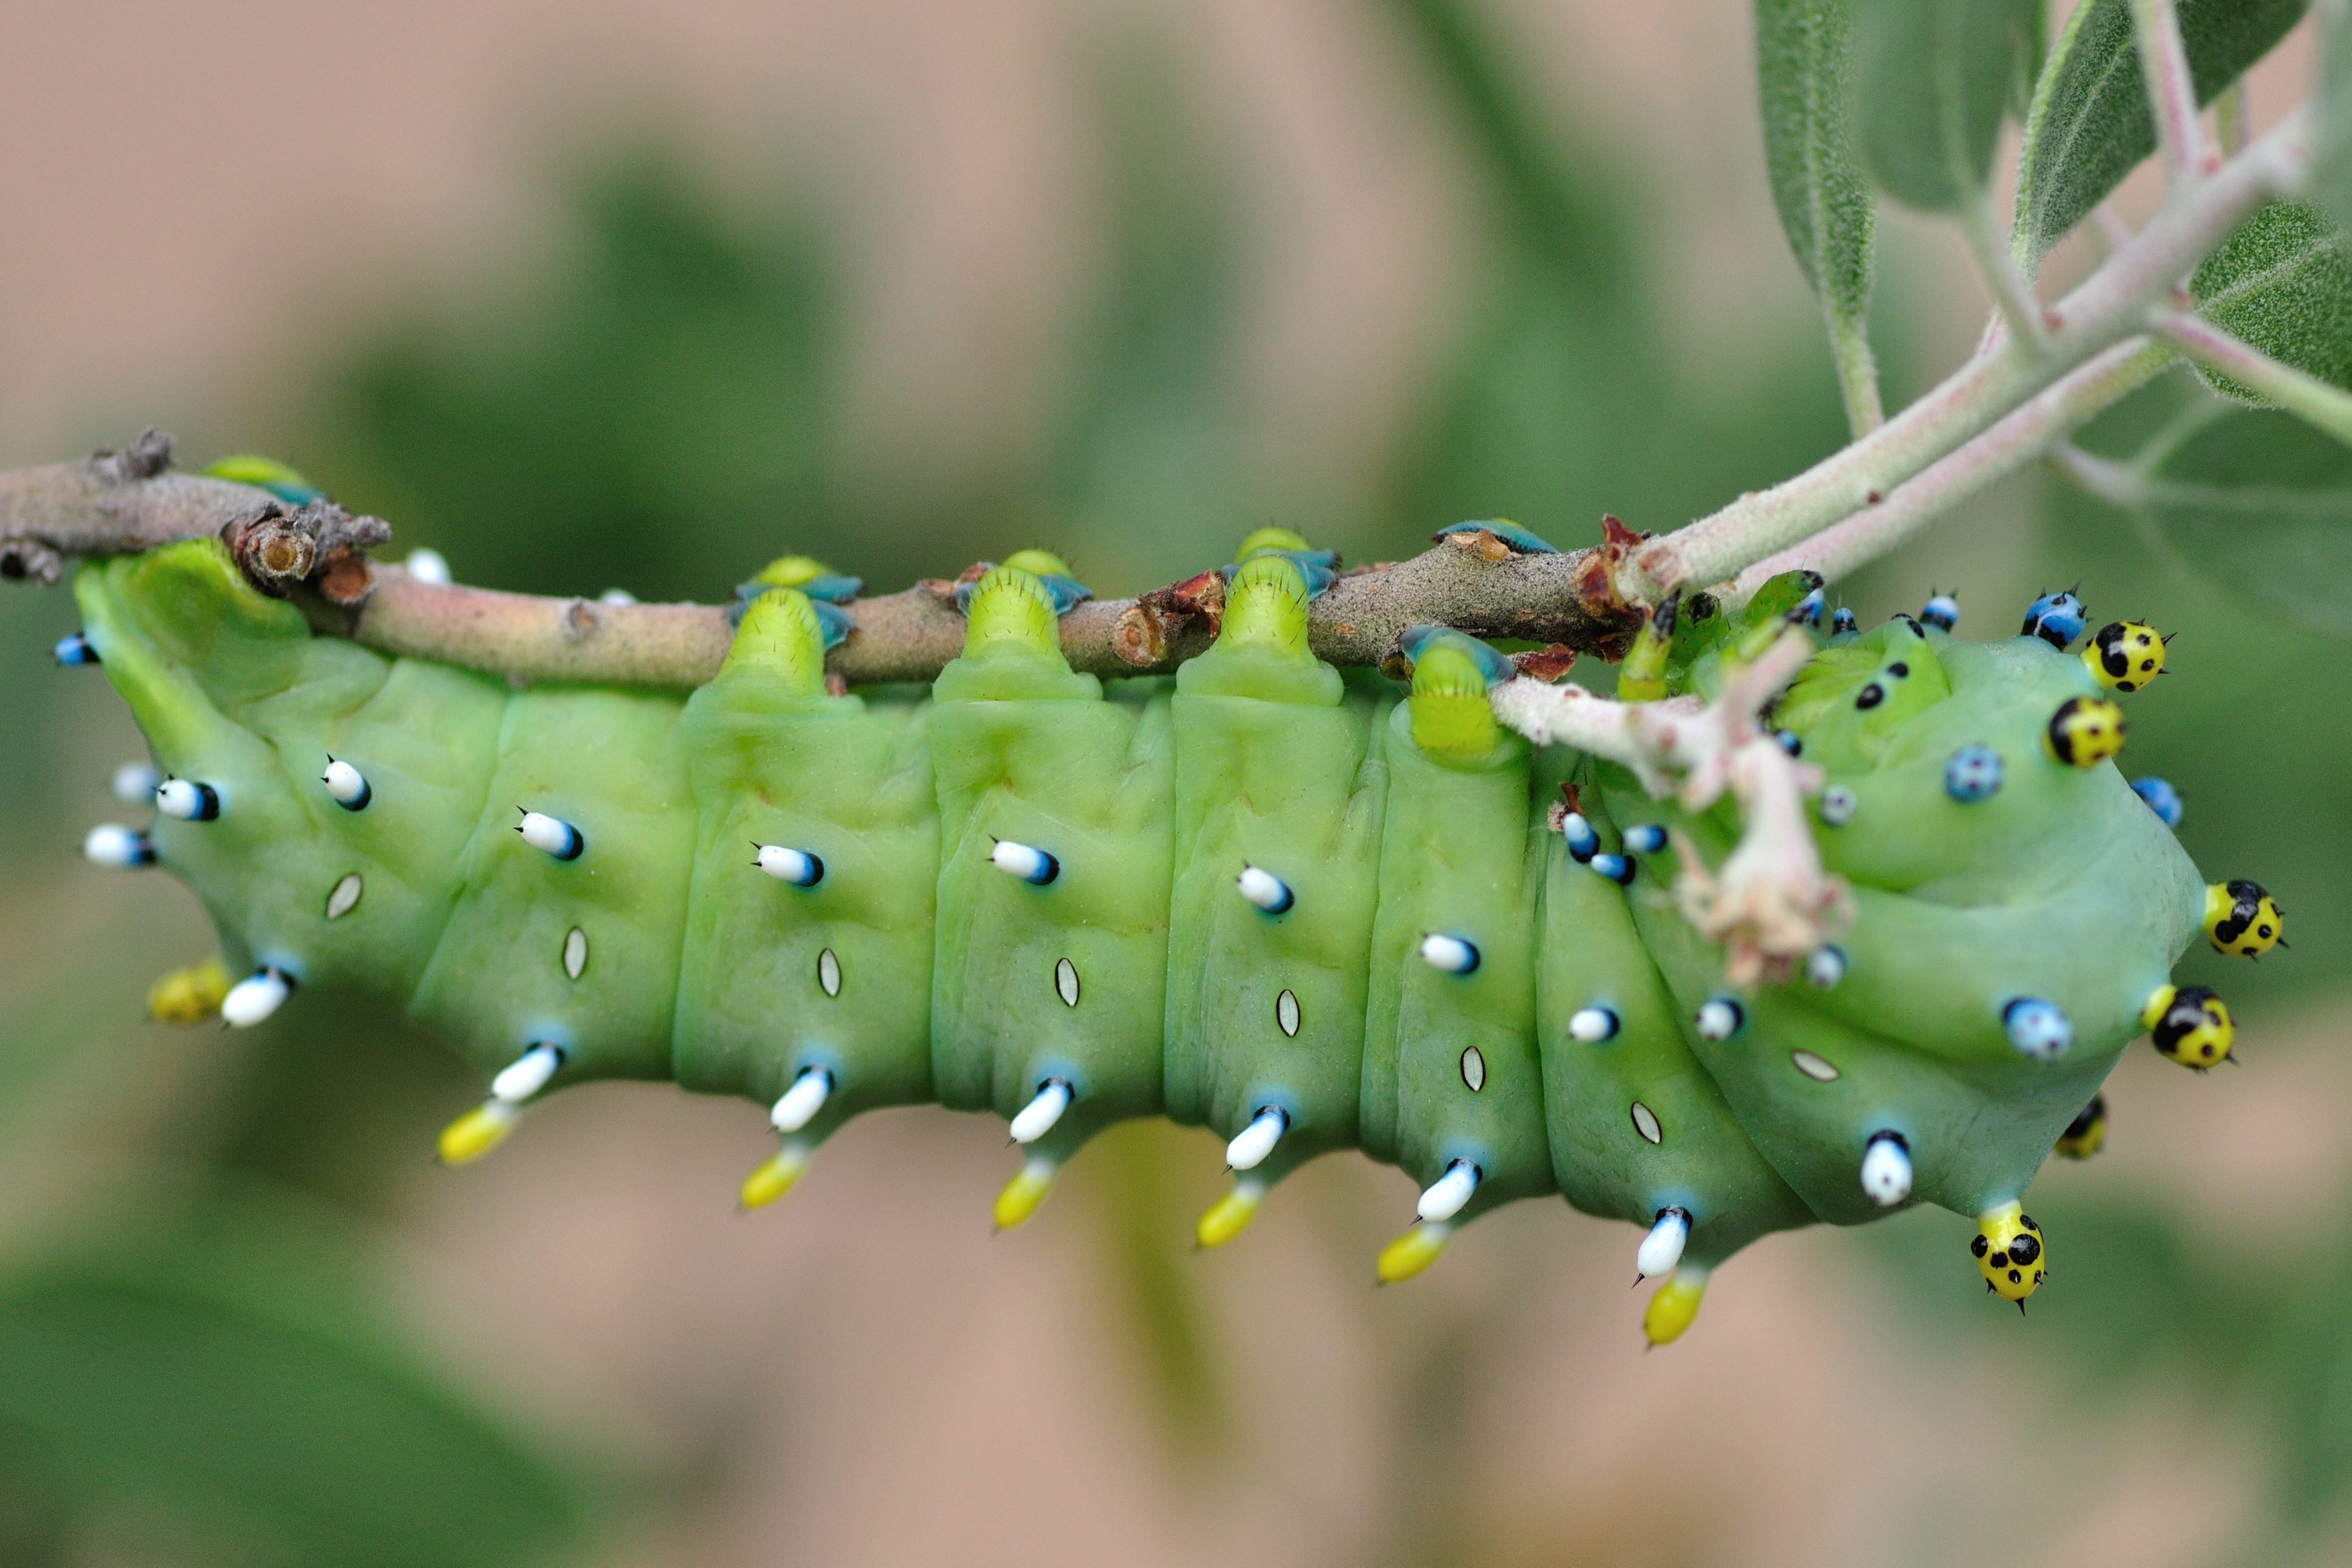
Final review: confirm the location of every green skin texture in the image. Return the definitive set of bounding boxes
[927,617,1175,1163]
[78,545,2206,1275]
[1164,648,1392,1181]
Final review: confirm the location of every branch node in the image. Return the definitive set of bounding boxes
[88,427,174,485]
[0,539,61,585]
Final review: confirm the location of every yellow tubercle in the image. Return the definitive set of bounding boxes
[1407,645,1498,757]
[1195,1183,1265,1249]
[1234,525,1312,561]
[1973,1202,2046,1304]
[963,567,1063,660]
[740,1144,811,1209]
[2203,880,2283,958]
[2143,981,2233,1067]
[437,1101,519,1166]
[2082,620,2166,691]
[1219,555,1312,657]
[1642,1268,1710,1346]
[1000,548,1074,579]
[147,957,231,1024]
[752,553,839,590]
[723,587,828,695]
[2044,695,2126,768]
[1376,1222,1452,1284]
[993,1157,1058,1231]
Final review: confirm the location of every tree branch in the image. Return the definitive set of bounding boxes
[0,451,1650,687]
[1731,337,2176,594]
[1631,108,2309,599]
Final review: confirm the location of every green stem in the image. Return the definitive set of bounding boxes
[1827,307,1885,437]
[2157,312,2352,447]
[1962,188,2051,353]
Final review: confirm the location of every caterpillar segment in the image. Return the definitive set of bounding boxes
[68,522,2276,1343]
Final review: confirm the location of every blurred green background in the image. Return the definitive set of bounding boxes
[0,2,2346,1565]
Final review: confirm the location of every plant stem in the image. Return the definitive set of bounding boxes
[2047,442,2148,506]
[1732,338,2174,593]
[1826,308,1885,436]
[1962,189,2052,354]
[2214,80,2249,159]
[2155,311,2352,446]
[1633,108,2309,598]
[2130,0,2214,181]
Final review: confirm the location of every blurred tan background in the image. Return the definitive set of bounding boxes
[1,4,2348,1566]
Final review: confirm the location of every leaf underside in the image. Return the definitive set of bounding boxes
[1755,0,1876,324]
[1852,0,2035,212]
[2014,0,2309,263]
[2190,201,2352,399]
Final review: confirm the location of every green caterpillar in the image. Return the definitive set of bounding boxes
[67,519,2277,1345]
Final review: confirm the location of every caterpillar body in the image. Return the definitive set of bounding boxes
[68,525,2269,1344]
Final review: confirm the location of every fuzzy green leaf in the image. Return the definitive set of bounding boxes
[1850,0,2040,212]
[2190,201,2352,399]
[2321,0,2352,235]
[1755,0,1877,324]
[2129,407,2352,629]
[2014,0,2308,262]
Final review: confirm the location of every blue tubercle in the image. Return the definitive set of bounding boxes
[1944,744,2004,803]
[2131,777,2185,829]
[1920,590,1959,632]
[1433,519,1557,554]
[1830,606,1858,637]
[2021,586,2088,649]
[54,632,99,667]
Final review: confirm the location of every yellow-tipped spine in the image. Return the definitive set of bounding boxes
[1220,555,1313,657]
[724,587,830,697]
[740,1143,812,1209]
[1376,1221,1452,1284]
[993,1156,1059,1231]
[1195,1180,1267,1249]
[1642,1267,1709,1345]
[147,957,231,1024]
[437,1101,519,1166]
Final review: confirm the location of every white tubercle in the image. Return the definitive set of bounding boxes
[598,588,639,606]
[1860,1133,1913,1206]
[404,547,452,585]
[755,845,824,887]
[771,1066,833,1133]
[1009,1080,1073,1144]
[1695,997,1745,1040]
[321,757,371,809]
[491,1043,565,1103]
[1637,1208,1691,1278]
[1569,1005,1620,1043]
[1418,934,1479,975]
[1236,865,1293,913]
[83,823,153,868]
[989,839,1057,884]
[154,779,220,821]
[111,760,161,805]
[517,811,584,860]
[1225,1107,1288,1171]
[221,967,293,1028]
[1416,1160,1480,1223]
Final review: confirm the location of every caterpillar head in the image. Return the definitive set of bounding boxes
[2084,620,2166,691]
[2043,695,2125,768]
[2203,880,2284,958]
[1973,1205,2046,1306]
[2143,982,2233,1068]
